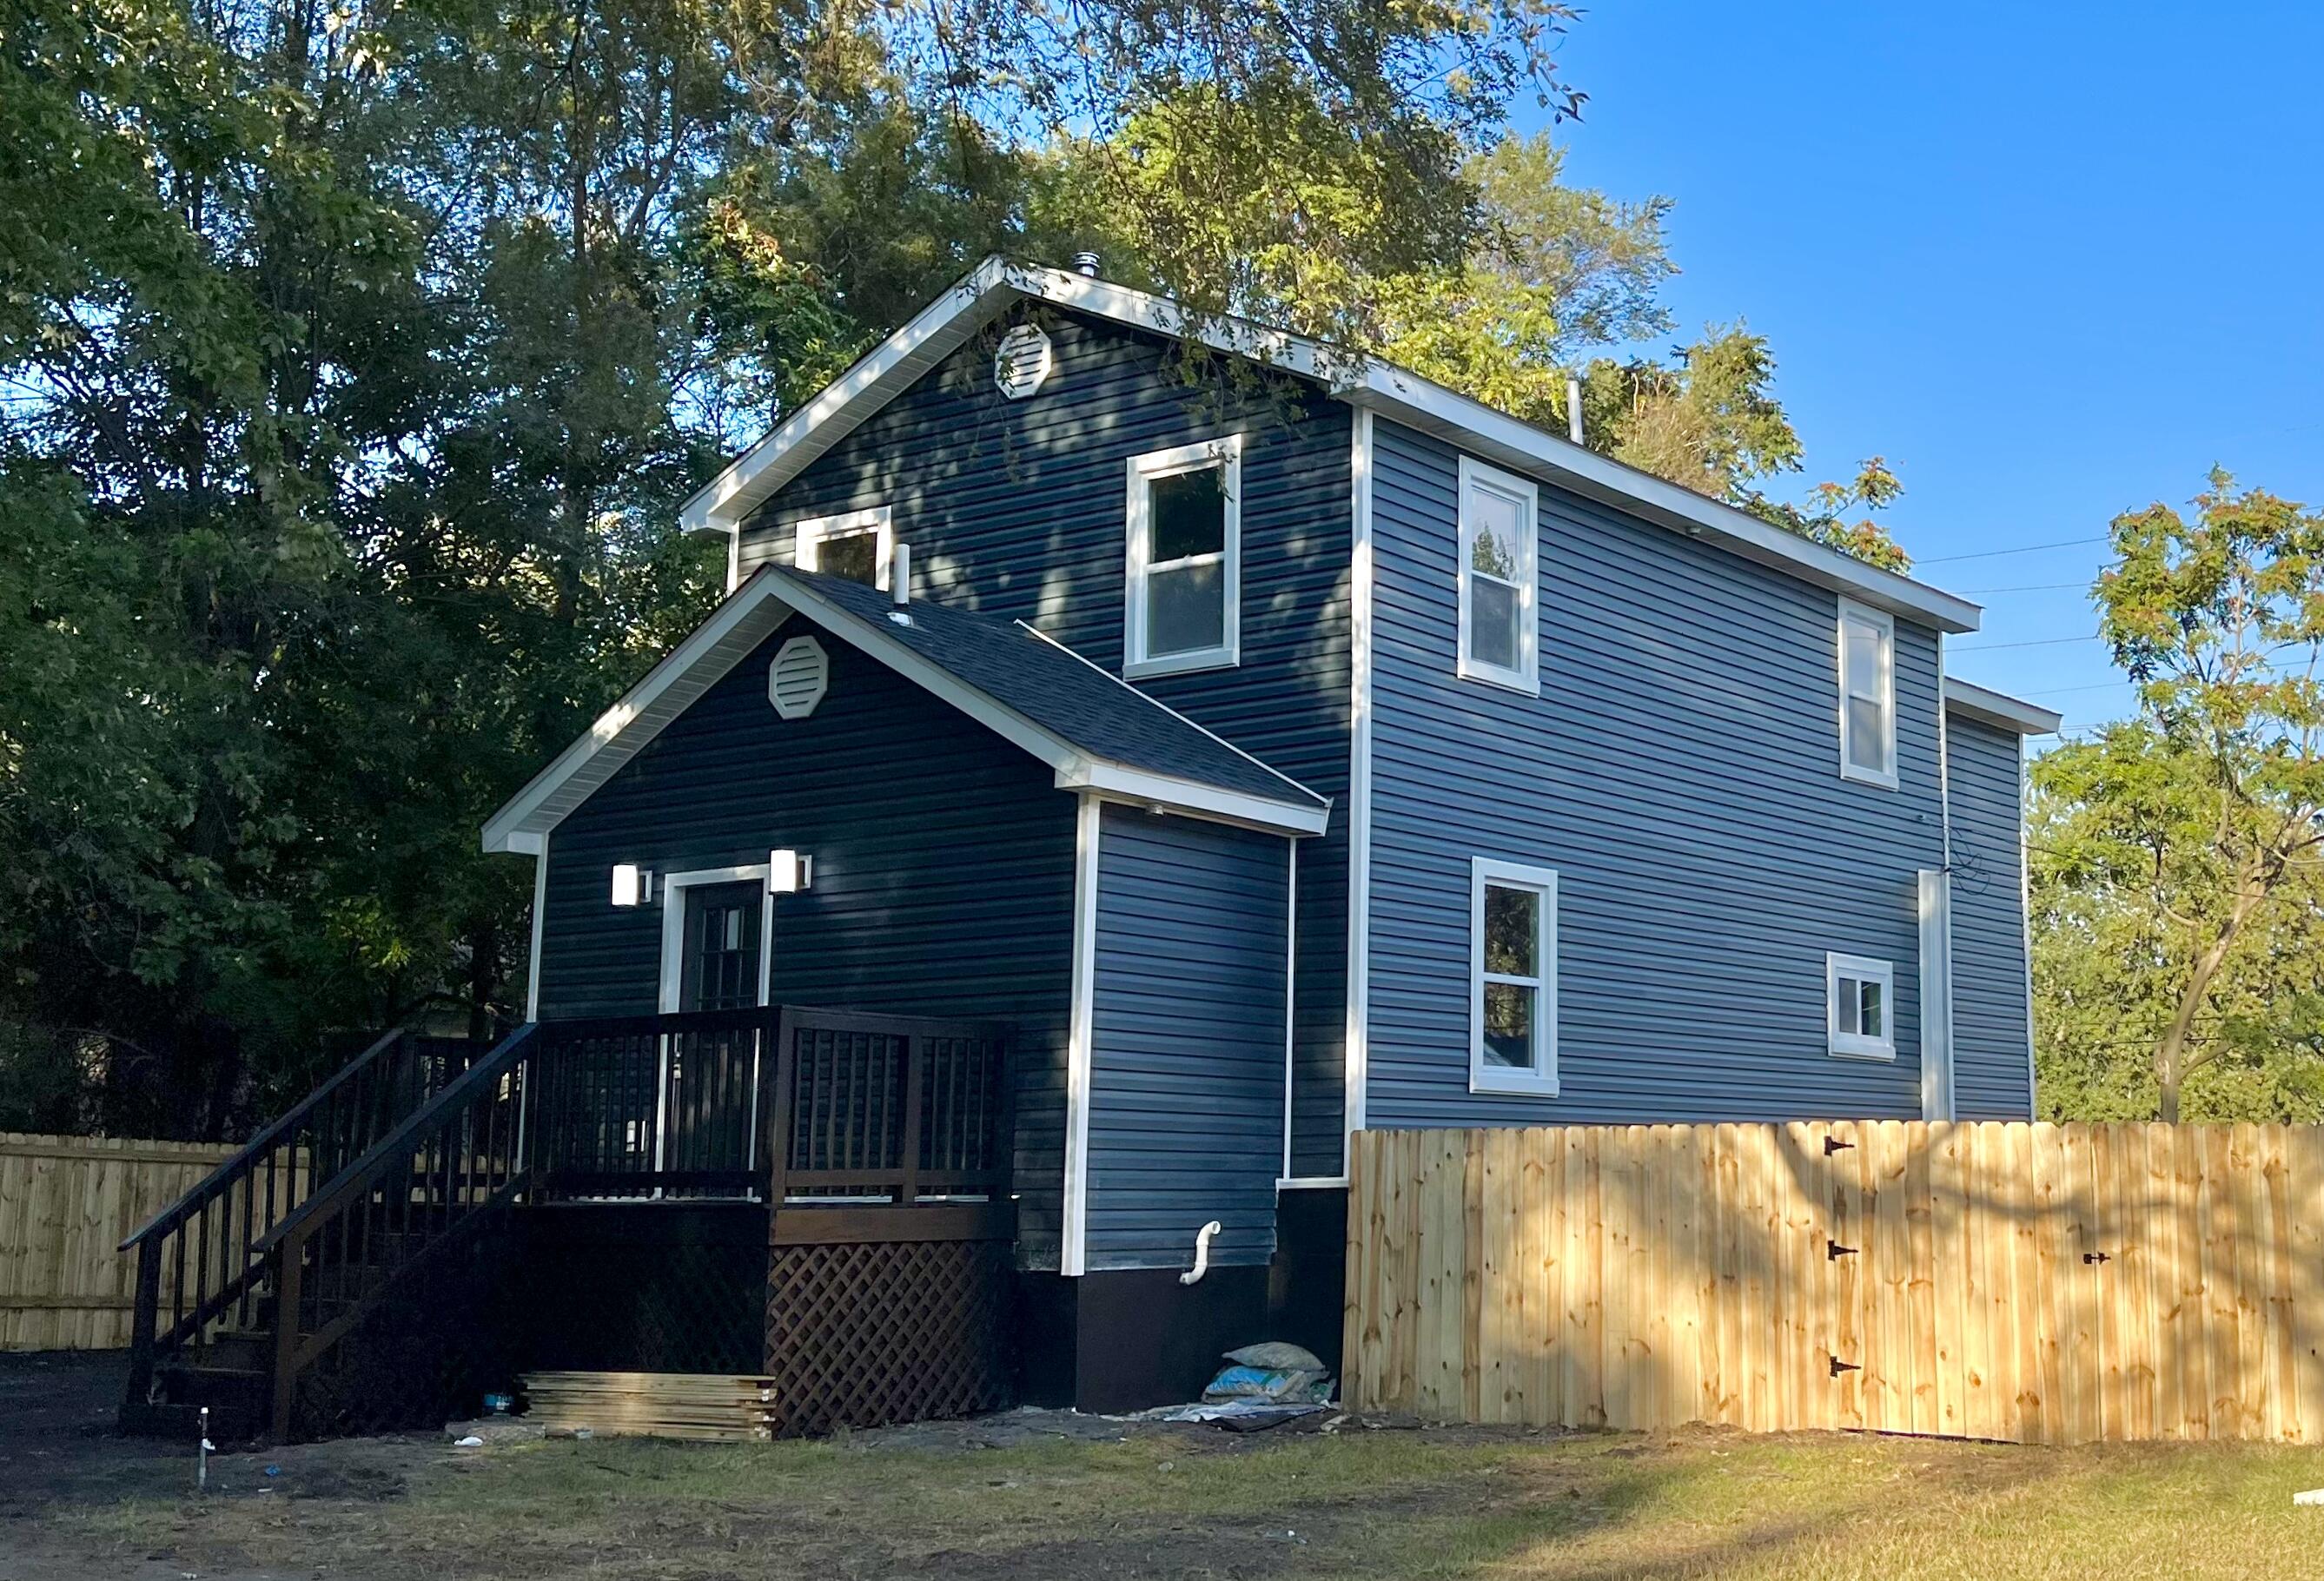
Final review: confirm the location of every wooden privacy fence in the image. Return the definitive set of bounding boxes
[1,1133,239,1350]
[1344,1121,2324,1445]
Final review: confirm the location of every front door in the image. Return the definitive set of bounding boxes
[659,880,765,1186]
[680,881,764,1010]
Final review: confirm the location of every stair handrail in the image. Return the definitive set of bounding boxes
[251,1022,540,1260]
[117,1025,412,1254]
[252,1022,538,1439]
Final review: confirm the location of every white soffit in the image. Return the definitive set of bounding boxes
[1943,676,2063,737]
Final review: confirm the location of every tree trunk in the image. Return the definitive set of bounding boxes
[2152,880,2266,1123]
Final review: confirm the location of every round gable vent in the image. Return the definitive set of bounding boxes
[769,636,829,720]
[993,323,1054,400]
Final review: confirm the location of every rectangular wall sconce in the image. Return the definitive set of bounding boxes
[768,850,812,894]
[611,863,655,907]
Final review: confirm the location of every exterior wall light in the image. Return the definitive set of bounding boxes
[611,863,655,907]
[768,850,812,894]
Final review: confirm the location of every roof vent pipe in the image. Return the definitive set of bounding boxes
[1069,250,1102,278]
[1566,374,1585,446]
[891,541,911,607]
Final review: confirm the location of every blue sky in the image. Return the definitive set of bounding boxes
[1517,3,2324,736]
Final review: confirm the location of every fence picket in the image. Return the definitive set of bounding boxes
[1342,1121,2324,1445]
[0,1134,240,1351]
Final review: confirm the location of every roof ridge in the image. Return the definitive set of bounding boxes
[1010,618,1329,808]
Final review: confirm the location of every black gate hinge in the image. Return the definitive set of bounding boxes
[2082,1251,2112,1266]
[1831,1356,1861,1378]
[1827,1239,1858,1260]
[1824,1136,1855,1155]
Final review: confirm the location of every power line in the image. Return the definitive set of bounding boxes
[1918,535,2110,565]
[1950,634,2105,652]
[1954,580,2096,595]
[2015,680,2130,698]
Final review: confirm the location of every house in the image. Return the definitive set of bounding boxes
[121,256,2061,1440]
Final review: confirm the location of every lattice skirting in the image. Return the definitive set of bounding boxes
[514,1206,768,1377]
[289,1219,520,1441]
[765,1238,1016,1436]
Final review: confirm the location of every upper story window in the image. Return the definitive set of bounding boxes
[796,506,894,590]
[1125,436,1241,678]
[1837,599,1897,788]
[1470,857,1559,1096]
[1827,951,1895,1061]
[1457,458,1539,692]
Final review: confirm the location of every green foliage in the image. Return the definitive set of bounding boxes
[0,0,1917,1136]
[2030,472,2324,1121]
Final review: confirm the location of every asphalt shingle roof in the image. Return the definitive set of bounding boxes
[762,566,1328,814]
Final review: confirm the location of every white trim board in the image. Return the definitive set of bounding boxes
[678,256,1983,636]
[1060,794,1102,1278]
[480,565,1331,853]
[1943,675,2063,737]
[1342,409,1374,1162]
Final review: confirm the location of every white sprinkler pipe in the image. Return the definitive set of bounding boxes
[1181,1220,1224,1285]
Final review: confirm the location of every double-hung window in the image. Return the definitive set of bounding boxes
[1125,436,1241,678]
[1837,599,1897,787]
[1826,952,1895,1061]
[1470,858,1559,1095]
[796,506,894,589]
[1457,458,1539,692]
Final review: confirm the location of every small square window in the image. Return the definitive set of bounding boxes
[796,507,894,589]
[1126,437,1241,678]
[1472,858,1559,1095]
[1837,600,1897,788]
[1826,952,1896,1061]
[1457,458,1539,693]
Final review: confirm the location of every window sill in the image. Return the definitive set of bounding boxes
[1456,659,1539,697]
[1470,1068,1560,1098]
[1126,648,1239,681]
[1828,1038,1896,1062]
[1838,761,1900,791]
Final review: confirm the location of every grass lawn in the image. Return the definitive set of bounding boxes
[39,1418,2324,1580]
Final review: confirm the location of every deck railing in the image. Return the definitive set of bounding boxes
[524,1007,1010,1205]
[122,1006,1012,1439]
[118,1029,487,1406]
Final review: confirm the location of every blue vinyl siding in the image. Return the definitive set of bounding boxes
[1085,804,1290,1270]
[1364,418,1945,1126]
[533,629,1079,1266]
[1946,713,2036,1119]
[738,308,1352,1176]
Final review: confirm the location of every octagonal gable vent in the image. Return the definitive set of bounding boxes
[769,636,829,720]
[993,323,1054,400]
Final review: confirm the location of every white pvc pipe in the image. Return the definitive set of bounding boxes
[1181,1220,1224,1285]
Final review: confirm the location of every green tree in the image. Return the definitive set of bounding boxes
[2030,472,2324,1122]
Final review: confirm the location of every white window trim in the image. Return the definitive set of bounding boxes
[1469,857,1559,1096]
[1455,456,1540,695]
[1124,435,1241,679]
[795,506,895,590]
[656,864,775,1015]
[1826,950,1897,1062]
[1837,598,1899,790]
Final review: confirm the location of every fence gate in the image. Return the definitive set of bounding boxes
[1343,1121,2324,1445]
[762,1009,1015,1436]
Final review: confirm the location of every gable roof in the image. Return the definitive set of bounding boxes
[480,566,1332,855]
[679,255,1984,636]
[1943,676,2062,737]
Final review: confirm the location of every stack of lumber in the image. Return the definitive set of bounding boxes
[520,1371,778,1442]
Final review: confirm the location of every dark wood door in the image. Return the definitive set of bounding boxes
[680,882,762,1010]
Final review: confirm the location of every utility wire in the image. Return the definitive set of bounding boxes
[1919,535,2109,565]
[1954,580,2097,595]
[1950,634,2105,652]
